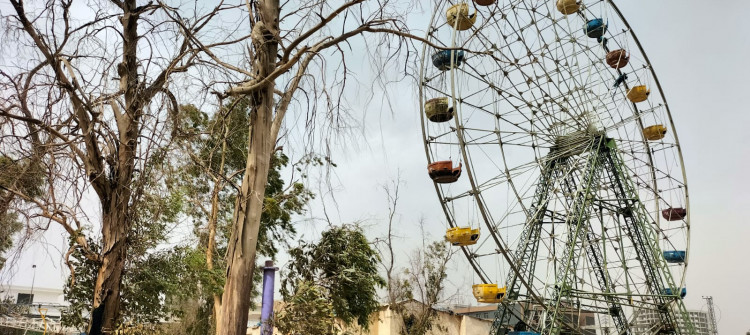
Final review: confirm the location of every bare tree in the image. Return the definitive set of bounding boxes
[0,0,240,333]
[374,178,457,335]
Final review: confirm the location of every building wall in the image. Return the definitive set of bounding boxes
[633,309,712,335]
[0,285,65,305]
[248,302,493,335]
[0,285,66,318]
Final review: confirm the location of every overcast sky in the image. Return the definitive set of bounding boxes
[2,0,749,334]
[295,0,750,333]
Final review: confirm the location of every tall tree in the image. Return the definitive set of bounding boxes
[0,1,235,332]
[215,2,433,332]
[176,99,314,330]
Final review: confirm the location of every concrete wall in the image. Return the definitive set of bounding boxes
[345,302,492,335]
[0,285,66,318]
[247,302,492,335]
[0,285,65,305]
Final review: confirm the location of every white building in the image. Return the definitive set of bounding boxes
[0,284,66,318]
[632,309,713,335]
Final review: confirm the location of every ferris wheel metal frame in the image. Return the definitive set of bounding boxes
[417,1,694,334]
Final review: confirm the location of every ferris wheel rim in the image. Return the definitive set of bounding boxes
[418,0,692,315]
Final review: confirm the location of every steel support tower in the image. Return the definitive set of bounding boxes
[490,135,696,335]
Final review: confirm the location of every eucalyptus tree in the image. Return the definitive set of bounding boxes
[175,99,314,329]
[215,1,435,332]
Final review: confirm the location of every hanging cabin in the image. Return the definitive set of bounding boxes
[474,0,495,6]
[663,250,686,263]
[627,85,650,103]
[428,160,462,183]
[556,0,579,15]
[662,287,687,299]
[425,97,454,123]
[432,50,466,71]
[472,284,507,303]
[584,19,607,39]
[662,207,687,221]
[445,227,480,246]
[643,125,667,141]
[606,49,630,69]
[446,3,477,31]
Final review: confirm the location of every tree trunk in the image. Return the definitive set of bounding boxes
[88,1,140,332]
[217,1,280,333]
[88,201,129,335]
[207,126,228,327]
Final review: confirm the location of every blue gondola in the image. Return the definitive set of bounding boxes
[583,19,607,39]
[509,332,541,335]
[663,287,687,299]
[663,250,686,263]
[432,50,465,71]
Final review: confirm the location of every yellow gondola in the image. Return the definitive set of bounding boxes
[627,85,650,103]
[446,3,477,31]
[556,0,580,15]
[472,284,507,303]
[643,125,667,141]
[445,227,480,246]
[425,97,453,123]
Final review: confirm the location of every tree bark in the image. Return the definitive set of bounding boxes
[88,204,129,334]
[207,122,230,328]
[217,1,280,334]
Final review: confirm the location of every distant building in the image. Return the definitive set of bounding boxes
[452,304,498,321]
[451,302,597,335]
[0,285,65,303]
[632,309,713,335]
[249,300,492,335]
[0,285,66,318]
[0,284,73,334]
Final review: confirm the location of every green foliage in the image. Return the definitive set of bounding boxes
[281,225,385,331]
[62,240,223,330]
[61,98,316,332]
[177,100,313,302]
[0,155,45,198]
[387,241,454,335]
[61,238,99,329]
[0,155,44,270]
[275,280,337,335]
[0,212,22,270]
[422,242,451,306]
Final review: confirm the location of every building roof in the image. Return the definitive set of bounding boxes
[452,305,499,314]
[0,285,64,294]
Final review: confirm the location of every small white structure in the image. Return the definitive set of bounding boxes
[0,284,67,318]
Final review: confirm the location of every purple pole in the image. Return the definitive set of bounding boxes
[260,260,278,335]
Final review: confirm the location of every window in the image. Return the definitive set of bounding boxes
[585,316,596,326]
[16,293,33,304]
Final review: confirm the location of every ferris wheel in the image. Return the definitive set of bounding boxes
[418,1,695,334]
